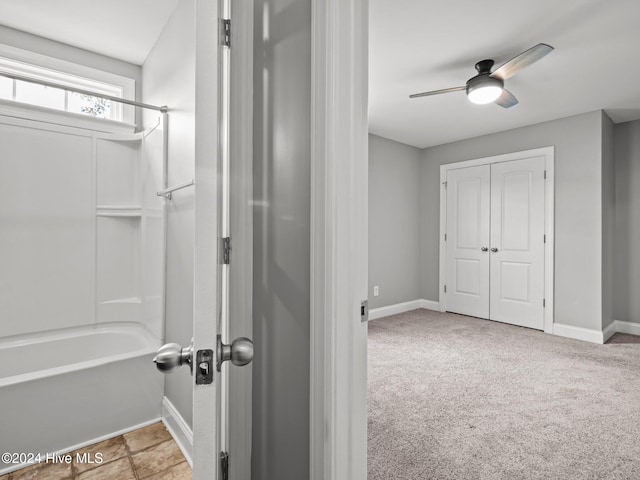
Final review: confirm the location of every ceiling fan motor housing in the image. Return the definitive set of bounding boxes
[474,59,495,75]
[466,59,504,103]
[466,74,504,93]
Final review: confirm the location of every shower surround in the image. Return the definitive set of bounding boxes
[0,107,167,474]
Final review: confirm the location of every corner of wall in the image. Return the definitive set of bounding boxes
[611,117,640,327]
[601,110,615,330]
[141,0,196,432]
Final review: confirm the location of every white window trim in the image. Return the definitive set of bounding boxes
[0,43,136,124]
[0,97,135,135]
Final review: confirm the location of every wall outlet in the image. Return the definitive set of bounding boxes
[373,286,379,297]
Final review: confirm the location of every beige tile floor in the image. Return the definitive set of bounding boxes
[0,422,191,480]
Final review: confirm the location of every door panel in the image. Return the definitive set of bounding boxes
[489,157,545,329]
[445,165,490,318]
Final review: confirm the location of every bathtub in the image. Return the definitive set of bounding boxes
[0,323,163,474]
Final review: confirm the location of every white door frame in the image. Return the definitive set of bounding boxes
[192,0,222,478]
[438,146,555,334]
[310,0,369,479]
[193,0,253,476]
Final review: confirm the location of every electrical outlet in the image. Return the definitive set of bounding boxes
[373,286,379,297]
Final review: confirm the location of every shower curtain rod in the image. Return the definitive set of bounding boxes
[0,71,168,113]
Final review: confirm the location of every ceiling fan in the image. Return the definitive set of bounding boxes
[409,43,554,108]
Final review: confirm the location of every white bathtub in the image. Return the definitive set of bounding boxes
[0,323,163,474]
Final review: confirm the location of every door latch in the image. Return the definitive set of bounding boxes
[195,349,214,385]
[361,299,369,322]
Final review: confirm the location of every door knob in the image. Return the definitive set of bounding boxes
[491,247,498,253]
[481,247,488,252]
[153,342,193,374]
[217,335,254,372]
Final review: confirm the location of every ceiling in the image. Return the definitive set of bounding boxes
[369,0,640,148]
[0,0,181,65]
[1,0,638,148]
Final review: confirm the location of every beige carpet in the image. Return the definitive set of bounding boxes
[368,309,640,480]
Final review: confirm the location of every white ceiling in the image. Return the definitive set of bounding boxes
[0,0,181,65]
[369,0,640,148]
[1,0,638,148]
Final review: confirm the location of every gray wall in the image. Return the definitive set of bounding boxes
[252,0,311,478]
[368,134,422,309]
[420,111,604,331]
[0,25,141,82]
[142,0,195,427]
[601,112,615,329]
[614,119,640,324]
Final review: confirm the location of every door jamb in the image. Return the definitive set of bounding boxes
[226,0,254,479]
[438,146,555,333]
[310,0,369,479]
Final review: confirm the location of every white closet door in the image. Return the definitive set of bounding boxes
[445,165,491,318]
[489,157,545,329]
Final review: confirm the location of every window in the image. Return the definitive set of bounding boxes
[0,45,135,124]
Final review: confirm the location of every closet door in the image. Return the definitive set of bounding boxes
[489,157,545,329]
[445,165,491,318]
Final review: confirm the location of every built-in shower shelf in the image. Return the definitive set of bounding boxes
[96,206,142,217]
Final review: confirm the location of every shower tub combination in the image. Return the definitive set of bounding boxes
[0,323,162,474]
[0,108,168,474]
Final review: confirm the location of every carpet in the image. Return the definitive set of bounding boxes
[367,309,640,480]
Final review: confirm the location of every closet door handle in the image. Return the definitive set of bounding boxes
[481,247,488,252]
[490,247,498,253]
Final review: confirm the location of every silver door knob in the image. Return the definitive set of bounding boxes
[491,247,498,253]
[217,335,254,372]
[481,247,488,252]
[153,342,193,374]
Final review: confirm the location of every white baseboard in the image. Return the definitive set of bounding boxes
[603,321,618,343]
[162,397,193,467]
[553,320,640,345]
[552,323,604,344]
[419,299,440,311]
[613,320,640,337]
[368,303,640,345]
[369,299,440,320]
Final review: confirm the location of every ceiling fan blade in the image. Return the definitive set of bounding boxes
[409,86,465,99]
[495,89,518,108]
[491,43,554,80]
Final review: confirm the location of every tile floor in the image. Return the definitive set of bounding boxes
[0,422,191,480]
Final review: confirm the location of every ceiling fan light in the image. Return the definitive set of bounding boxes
[468,85,502,104]
[466,75,504,105]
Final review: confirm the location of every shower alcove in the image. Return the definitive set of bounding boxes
[0,103,170,474]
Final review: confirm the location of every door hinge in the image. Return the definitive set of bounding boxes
[222,236,231,264]
[444,233,447,241]
[220,451,229,480]
[444,285,447,293]
[543,299,546,308]
[361,299,369,322]
[222,19,231,48]
[442,181,448,189]
[544,170,547,179]
[544,234,546,243]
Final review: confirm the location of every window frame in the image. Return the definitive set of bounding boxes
[0,44,136,124]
